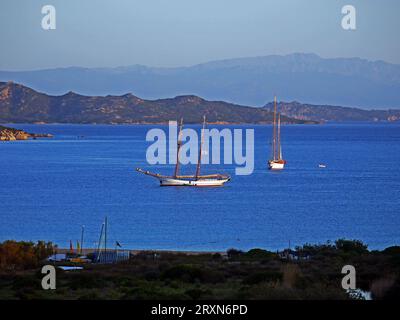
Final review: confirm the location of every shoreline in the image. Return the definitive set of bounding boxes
[1,120,319,126]
[56,248,226,256]
[3,120,400,126]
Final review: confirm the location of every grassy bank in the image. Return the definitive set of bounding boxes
[0,240,399,300]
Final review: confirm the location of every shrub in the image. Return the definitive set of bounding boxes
[245,248,276,261]
[68,273,104,290]
[381,246,400,256]
[162,264,204,283]
[212,253,222,261]
[227,249,243,259]
[243,271,282,285]
[185,288,211,300]
[78,291,101,300]
[335,239,368,254]
[296,243,336,257]
[11,275,40,290]
[0,240,54,271]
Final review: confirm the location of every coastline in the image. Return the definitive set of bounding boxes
[3,120,400,126]
[1,120,319,125]
[56,248,226,256]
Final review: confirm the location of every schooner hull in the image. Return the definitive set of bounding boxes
[159,177,230,187]
[136,116,230,187]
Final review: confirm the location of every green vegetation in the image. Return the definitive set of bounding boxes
[0,240,54,271]
[0,239,399,300]
[263,101,400,122]
[0,82,315,124]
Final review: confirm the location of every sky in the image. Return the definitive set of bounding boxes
[0,0,399,70]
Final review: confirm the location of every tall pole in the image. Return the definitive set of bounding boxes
[272,96,277,160]
[80,225,85,255]
[104,216,108,262]
[96,222,104,263]
[174,118,184,178]
[195,116,206,179]
[277,113,281,160]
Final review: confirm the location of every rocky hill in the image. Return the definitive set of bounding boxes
[0,82,313,124]
[263,101,400,122]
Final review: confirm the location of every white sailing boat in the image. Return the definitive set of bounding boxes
[268,96,286,170]
[136,116,230,187]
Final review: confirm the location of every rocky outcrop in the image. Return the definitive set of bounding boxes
[0,125,52,141]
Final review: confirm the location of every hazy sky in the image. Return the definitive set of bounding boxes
[0,0,399,70]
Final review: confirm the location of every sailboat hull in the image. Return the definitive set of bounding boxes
[160,177,230,187]
[136,116,230,187]
[268,160,285,170]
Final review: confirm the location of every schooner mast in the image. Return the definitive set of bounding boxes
[195,116,206,179]
[174,118,184,178]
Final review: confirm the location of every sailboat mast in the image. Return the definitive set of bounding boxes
[174,118,184,178]
[277,113,281,160]
[96,222,104,262]
[195,115,206,179]
[80,225,84,255]
[272,96,277,160]
[104,216,107,260]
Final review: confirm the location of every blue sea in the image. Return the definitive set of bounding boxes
[0,123,399,251]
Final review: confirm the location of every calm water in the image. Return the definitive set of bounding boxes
[0,123,399,251]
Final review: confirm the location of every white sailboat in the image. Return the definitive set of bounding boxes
[136,116,230,187]
[268,96,286,170]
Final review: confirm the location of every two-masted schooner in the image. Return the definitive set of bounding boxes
[268,96,286,170]
[136,116,230,186]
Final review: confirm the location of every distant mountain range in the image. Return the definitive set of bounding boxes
[0,82,312,124]
[1,53,400,109]
[263,101,400,122]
